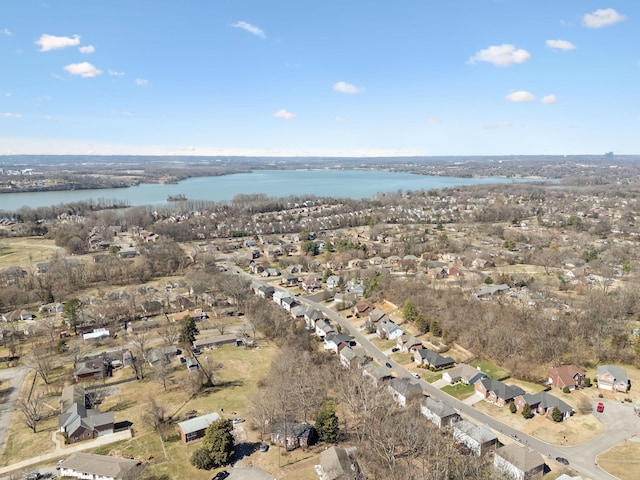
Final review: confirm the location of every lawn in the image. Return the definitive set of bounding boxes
[470,358,510,380]
[597,440,640,480]
[0,238,60,268]
[441,383,475,399]
[505,379,546,394]
[420,371,443,383]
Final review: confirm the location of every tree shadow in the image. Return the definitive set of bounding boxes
[206,380,244,393]
[111,399,135,411]
[233,441,262,462]
[114,420,133,431]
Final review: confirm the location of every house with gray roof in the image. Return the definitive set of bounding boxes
[363,364,393,386]
[420,397,460,428]
[59,384,86,413]
[59,403,114,444]
[377,319,403,340]
[315,319,337,339]
[514,391,574,420]
[304,307,325,329]
[475,378,526,407]
[494,444,545,480]
[177,412,221,443]
[597,365,630,392]
[58,452,138,480]
[388,377,424,407]
[443,364,487,385]
[413,349,454,370]
[324,333,352,354]
[339,347,371,369]
[453,420,497,456]
[475,284,510,299]
[317,446,364,480]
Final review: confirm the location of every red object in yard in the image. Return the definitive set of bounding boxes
[597,402,604,413]
[148,455,154,460]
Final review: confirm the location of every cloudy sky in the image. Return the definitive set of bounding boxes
[0,1,638,156]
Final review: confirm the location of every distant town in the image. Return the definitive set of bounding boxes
[1,155,640,480]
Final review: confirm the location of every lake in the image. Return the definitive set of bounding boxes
[0,169,531,212]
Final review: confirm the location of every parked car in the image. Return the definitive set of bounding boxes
[597,402,605,413]
[556,457,569,465]
[232,417,245,424]
[193,349,202,356]
[212,471,230,480]
[411,372,420,379]
[259,443,269,452]
[385,362,392,368]
[391,347,400,353]
[25,473,41,480]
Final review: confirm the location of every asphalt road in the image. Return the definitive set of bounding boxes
[0,365,29,456]
[232,266,626,480]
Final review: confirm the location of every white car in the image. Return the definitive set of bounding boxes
[411,373,420,379]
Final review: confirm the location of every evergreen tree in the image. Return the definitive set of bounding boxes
[62,298,82,335]
[402,299,418,322]
[522,403,533,419]
[430,320,442,337]
[190,447,216,470]
[190,419,235,470]
[509,401,516,414]
[315,400,339,443]
[551,406,563,422]
[179,315,199,345]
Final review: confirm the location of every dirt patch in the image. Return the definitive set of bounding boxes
[597,440,640,480]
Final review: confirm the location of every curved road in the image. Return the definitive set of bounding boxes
[233,266,622,480]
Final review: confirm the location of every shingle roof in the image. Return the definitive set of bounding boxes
[598,365,629,384]
[177,412,221,435]
[421,396,458,418]
[495,444,544,473]
[478,378,525,400]
[521,391,573,414]
[60,452,138,479]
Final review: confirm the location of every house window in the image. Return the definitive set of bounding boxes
[185,431,199,442]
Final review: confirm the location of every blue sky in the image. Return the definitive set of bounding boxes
[0,1,638,156]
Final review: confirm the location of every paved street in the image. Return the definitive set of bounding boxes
[0,365,29,456]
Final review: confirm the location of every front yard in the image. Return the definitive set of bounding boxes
[470,358,510,380]
[441,383,475,400]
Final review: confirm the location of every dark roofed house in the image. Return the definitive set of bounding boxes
[74,359,106,382]
[58,452,138,480]
[514,391,574,421]
[453,420,497,456]
[339,347,372,369]
[388,377,424,407]
[270,420,317,450]
[317,446,364,480]
[494,444,545,480]
[58,403,114,444]
[177,412,222,443]
[443,364,487,385]
[413,349,454,370]
[474,378,525,407]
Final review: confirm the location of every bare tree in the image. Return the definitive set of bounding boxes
[152,359,172,392]
[158,322,179,346]
[130,331,149,380]
[24,342,53,384]
[18,392,46,433]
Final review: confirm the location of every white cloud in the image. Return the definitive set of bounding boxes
[135,78,149,86]
[4,92,11,97]
[111,110,133,117]
[35,33,80,52]
[0,112,22,118]
[583,8,626,28]
[506,91,535,102]
[541,94,558,104]
[335,116,347,122]
[79,45,95,54]
[333,81,364,94]
[1,28,11,36]
[546,39,576,51]
[108,70,125,77]
[427,117,440,124]
[468,44,531,67]
[64,62,102,78]
[231,21,266,39]
[274,109,295,120]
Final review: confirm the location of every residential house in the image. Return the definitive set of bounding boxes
[317,446,364,480]
[250,264,265,275]
[304,307,325,329]
[39,302,65,315]
[281,296,299,312]
[186,358,199,373]
[74,359,106,382]
[83,328,110,341]
[443,364,487,385]
[270,420,317,450]
[414,349,454,370]
[494,444,545,480]
[170,309,208,323]
[475,379,525,407]
[339,347,371,369]
[1,309,34,322]
[290,304,306,320]
[453,420,497,456]
[58,452,138,480]
[324,333,352,354]
[397,334,423,353]
[256,284,275,299]
[597,365,630,392]
[59,384,86,413]
[59,403,114,444]
[514,391,574,421]
[388,377,424,407]
[302,276,321,293]
[177,412,222,443]
[367,308,389,326]
[547,365,586,390]
[377,319,403,340]
[420,397,460,429]
[273,290,293,307]
[475,284,510,299]
[345,279,365,298]
[362,364,393,386]
[315,319,337,339]
[352,300,373,318]
[281,274,299,287]
[193,333,245,349]
[326,275,341,291]
[262,267,281,278]
[146,345,178,367]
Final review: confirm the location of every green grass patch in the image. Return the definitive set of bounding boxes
[370,338,397,350]
[506,379,546,394]
[441,383,475,399]
[471,358,510,380]
[389,352,414,364]
[420,371,443,383]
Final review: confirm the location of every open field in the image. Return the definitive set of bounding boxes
[0,238,61,268]
[470,358,510,380]
[505,378,547,394]
[597,439,640,480]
